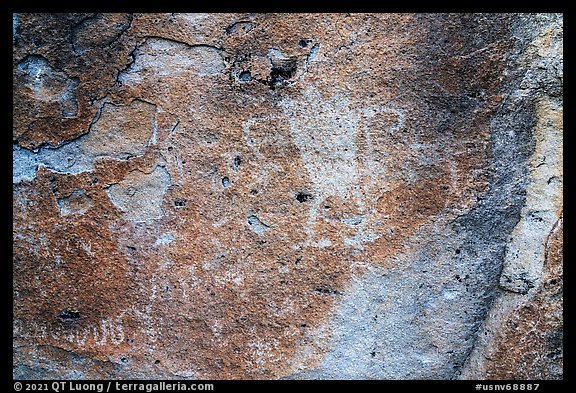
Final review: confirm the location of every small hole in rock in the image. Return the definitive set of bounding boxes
[298,39,308,48]
[222,177,230,188]
[233,155,242,169]
[250,189,258,195]
[371,351,376,357]
[300,323,307,327]
[58,310,80,321]
[174,199,187,208]
[239,70,251,82]
[455,249,461,254]
[168,146,173,151]
[154,360,161,364]
[296,192,312,203]
[268,58,298,88]
[121,357,128,363]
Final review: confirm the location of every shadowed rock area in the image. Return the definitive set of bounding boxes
[13,13,562,380]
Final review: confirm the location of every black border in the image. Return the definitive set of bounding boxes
[7,5,569,391]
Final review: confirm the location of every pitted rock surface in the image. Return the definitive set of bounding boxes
[13,13,562,379]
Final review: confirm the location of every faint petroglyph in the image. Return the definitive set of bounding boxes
[278,85,405,249]
[13,316,125,347]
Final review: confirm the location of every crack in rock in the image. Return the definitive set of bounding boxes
[12,99,157,181]
[118,37,225,86]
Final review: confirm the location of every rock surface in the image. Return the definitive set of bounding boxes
[13,13,562,380]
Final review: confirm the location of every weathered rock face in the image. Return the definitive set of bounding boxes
[13,13,562,380]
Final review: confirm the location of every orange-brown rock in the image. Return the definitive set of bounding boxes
[13,13,562,379]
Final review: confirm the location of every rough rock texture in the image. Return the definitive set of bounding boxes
[13,13,562,380]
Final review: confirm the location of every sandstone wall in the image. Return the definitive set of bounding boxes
[13,13,562,380]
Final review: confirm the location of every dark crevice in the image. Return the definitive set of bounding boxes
[142,35,224,52]
[233,155,242,170]
[268,58,298,89]
[169,120,180,134]
[14,97,107,154]
[296,192,312,203]
[225,21,253,36]
[314,286,342,296]
[174,198,187,208]
[58,310,81,322]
